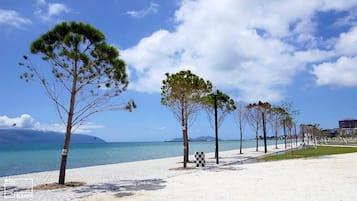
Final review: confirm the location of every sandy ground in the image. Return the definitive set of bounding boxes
[1,144,357,201]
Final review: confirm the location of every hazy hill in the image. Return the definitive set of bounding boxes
[0,129,106,144]
[167,136,219,142]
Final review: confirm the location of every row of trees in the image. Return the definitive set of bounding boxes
[160,71,237,167]
[161,70,299,168]
[20,21,302,183]
[244,102,299,152]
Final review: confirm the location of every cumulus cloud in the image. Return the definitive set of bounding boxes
[312,25,357,86]
[35,0,70,21]
[0,9,31,28]
[0,114,38,128]
[126,2,159,19]
[122,0,357,102]
[0,114,103,134]
[335,26,357,56]
[312,56,357,87]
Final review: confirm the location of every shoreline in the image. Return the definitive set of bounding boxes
[0,143,290,177]
[0,140,290,178]
[12,145,357,201]
[1,144,295,200]
[1,144,285,181]
[0,140,288,177]
[0,145,357,201]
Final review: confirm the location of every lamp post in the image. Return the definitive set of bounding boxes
[214,90,219,164]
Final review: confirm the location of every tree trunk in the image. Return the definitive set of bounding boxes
[181,103,187,168]
[183,130,188,167]
[262,112,267,153]
[294,123,298,146]
[255,121,259,152]
[58,121,72,184]
[58,58,78,184]
[214,95,219,164]
[185,120,189,162]
[184,101,189,164]
[239,118,243,154]
[289,127,293,149]
[283,123,287,149]
[275,121,278,149]
[295,134,298,146]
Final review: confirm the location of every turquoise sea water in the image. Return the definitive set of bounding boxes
[0,140,287,177]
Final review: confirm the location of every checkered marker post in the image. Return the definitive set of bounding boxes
[195,152,205,167]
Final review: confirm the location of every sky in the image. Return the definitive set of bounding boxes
[1,0,357,142]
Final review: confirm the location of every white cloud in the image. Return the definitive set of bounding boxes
[36,0,46,6]
[0,114,103,134]
[123,0,357,102]
[293,49,335,63]
[126,2,159,19]
[0,114,38,128]
[335,26,357,56]
[312,25,357,87]
[0,9,31,28]
[35,0,70,21]
[312,56,357,87]
[48,3,69,16]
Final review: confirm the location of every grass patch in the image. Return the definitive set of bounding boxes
[260,146,357,161]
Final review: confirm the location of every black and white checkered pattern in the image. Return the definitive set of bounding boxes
[195,152,205,167]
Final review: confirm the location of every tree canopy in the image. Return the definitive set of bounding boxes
[20,21,135,184]
[161,70,212,168]
[161,70,212,124]
[21,21,135,126]
[202,89,236,128]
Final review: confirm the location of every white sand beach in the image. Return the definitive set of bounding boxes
[2,145,357,201]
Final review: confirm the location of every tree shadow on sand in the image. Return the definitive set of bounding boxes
[73,179,166,198]
[201,165,245,172]
[215,154,263,166]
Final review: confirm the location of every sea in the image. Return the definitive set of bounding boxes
[0,140,287,177]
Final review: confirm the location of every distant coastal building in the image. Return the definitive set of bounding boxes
[338,119,357,135]
[339,119,357,129]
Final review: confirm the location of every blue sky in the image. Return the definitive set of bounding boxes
[1,0,357,142]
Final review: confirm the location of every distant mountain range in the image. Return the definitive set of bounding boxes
[166,136,219,142]
[0,129,106,144]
